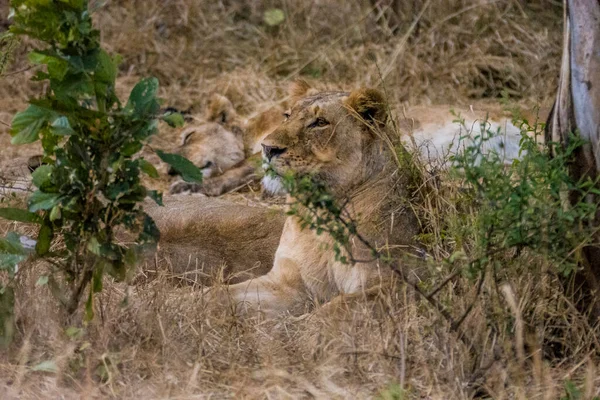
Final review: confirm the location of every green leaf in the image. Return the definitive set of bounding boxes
[120,141,143,157]
[49,206,61,222]
[126,77,160,116]
[139,213,160,245]
[31,165,54,189]
[138,159,159,178]
[0,254,27,272]
[93,49,117,84]
[0,286,15,347]
[35,223,53,256]
[28,191,61,212]
[50,116,75,136]
[0,232,31,258]
[92,261,103,293]
[0,208,41,224]
[84,288,94,322]
[106,260,126,281]
[10,105,55,145]
[147,190,163,206]
[86,237,119,260]
[86,236,102,257]
[28,51,68,81]
[161,112,185,128]
[123,246,138,268]
[52,72,94,103]
[263,8,285,26]
[156,150,203,183]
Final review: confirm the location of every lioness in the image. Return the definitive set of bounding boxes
[170,85,547,197]
[206,85,421,316]
[145,195,286,284]
[169,94,286,196]
[400,104,550,166]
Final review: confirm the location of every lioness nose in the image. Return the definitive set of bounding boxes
[262,144,287,161]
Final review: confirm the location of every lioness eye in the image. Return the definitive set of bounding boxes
[309,117,329,128]
[283,112,291,120]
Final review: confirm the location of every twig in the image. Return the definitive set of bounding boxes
[339,350,403,361]
[2,65,37,77]
[386,258,475,349]
[278,168,478,348]
[451,266,487,331]
[425,268,461,299]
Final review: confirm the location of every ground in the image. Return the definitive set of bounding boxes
[1,1,599,399]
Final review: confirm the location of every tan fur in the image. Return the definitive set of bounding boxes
[170,96,285,196]
[206,94,238,126]
[243,105,286,155]
[170,81,327,196]
[206,87,420,316]
[396,102,551,164]
[288,79,319,104]
[172,121,245,182]
[145,195,286,284]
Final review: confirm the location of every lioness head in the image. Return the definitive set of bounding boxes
[169,94,245,178]
[261,84,389,195]
[173,122,245,179]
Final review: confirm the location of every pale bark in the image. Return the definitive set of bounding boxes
[547,0,600,317]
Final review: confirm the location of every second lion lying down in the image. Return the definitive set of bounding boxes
[203,86,421,315]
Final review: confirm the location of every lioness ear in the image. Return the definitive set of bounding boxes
[288,79,318,104]
[346,88,388,126]
[207,94,236,124]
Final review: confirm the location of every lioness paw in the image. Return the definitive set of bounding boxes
[169,181,203,195]
[199,178,227,197]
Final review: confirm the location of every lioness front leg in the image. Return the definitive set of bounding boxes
[205,259,309,316]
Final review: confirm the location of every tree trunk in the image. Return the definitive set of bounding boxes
[547,0,600,319]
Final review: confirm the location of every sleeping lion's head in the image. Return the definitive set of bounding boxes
[169,94,245,179]
[261,83,389,195]
[174,122,245,179]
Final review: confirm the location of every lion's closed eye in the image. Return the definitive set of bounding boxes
[308,117,329,128]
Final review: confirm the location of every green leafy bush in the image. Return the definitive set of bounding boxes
[0,0,201,338]
[450,113,599,277]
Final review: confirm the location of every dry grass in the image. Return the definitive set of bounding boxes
[1,0,599,398]
[2,245,599,399]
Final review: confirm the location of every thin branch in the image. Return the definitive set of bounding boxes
[339,350,404,361]
[425,268,460,299]
[451,266,487,331]
[387,259,475,349]
[2,65,37,77]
